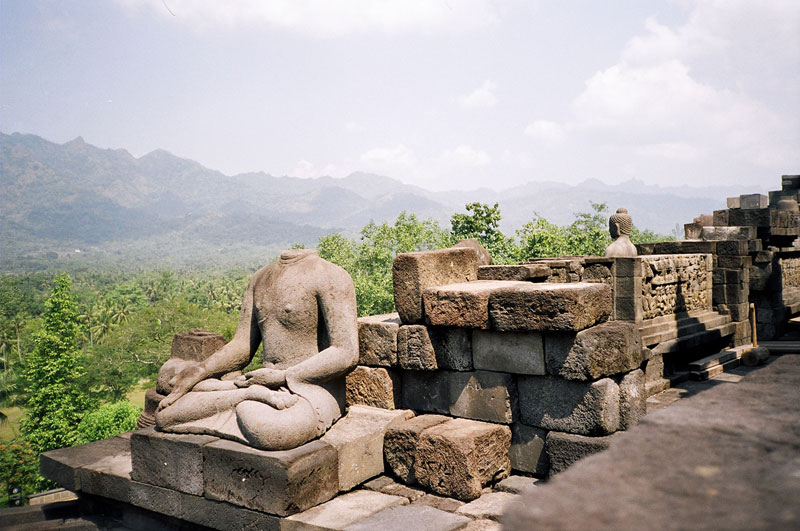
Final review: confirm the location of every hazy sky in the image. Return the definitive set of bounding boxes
[2,0,798,191]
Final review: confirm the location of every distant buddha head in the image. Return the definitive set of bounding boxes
[609,208,632,239]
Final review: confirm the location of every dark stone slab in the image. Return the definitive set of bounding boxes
[203,438,338,516]
[129,480,183,519]
[428,326,473,371]
[517,377,620,435]
[504,356,800,530]
[40,435,131,491]
[130,427,218,495]
[78,447,133,503]
[509,423,548,476]
[358,313,400,367]
[180,492,281,531]
[545,431,617,475]
[384,415,451,484]
[545,321,642,380]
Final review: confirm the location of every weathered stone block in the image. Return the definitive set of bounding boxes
[614,296,643,322]
[545,321,642,380]
[740,193,768,209]
[782,174,800,190]
[495,474,539,494]
[415,418,511,501]
[448,370,517,423]
[78,449,133,503]
[384,414,451,484]
[701,226,756,241]
[478,264,550,281]
[130,428,217,496]
[322,405,414,492]
[619,369,645,430]
[346,505,470,531]
[358,313,400,367]
[452,238,492,265]
[456,491,518,521]
[727,196,741,209]
[472,330,545,375]
[129,480,182,518]
[428,326,473,371]
[401,370,450,414]
[489,282,611,332]
[582,261,613,284]
[346,365,400,409]
[545,431,617,475]
[393,248,480,324]
[717,254,752,268]
[684,222,703,239]
[283,490,408,531]
[203,438,338,516]
[40,435,131,491]
[716,240,749,256]
[423,280,529,329]
[180,493,281,531]
[509,423,548,476]
[713,209,729,226]
[397,324,436,370]
[517,377,620,435]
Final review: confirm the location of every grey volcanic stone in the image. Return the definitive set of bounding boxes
[384,415,451,484]
[509,423,548,476]
[130,428,217,496]
[393,248,480,324]
[478,264,550,281]
[129,481,182,518]
[517,377,620,435]
[357,313,400,367]
[546,321,642,380]
[398,325,437,370]
[415,418,511,501]
[78,448,133,503]
[473,330,545,375]
[456,491,519,521]
[504,356,800,530]
[496,475,539,494]
[345,365,400,410]
[40,435,131,491]
[545,431,617,475]
[180,494,281,530]
[448,370,517,424]
[618,369,646,430]
[489,282,612,332]
[423,281,530,329]
[284,490,408,531]
[346,505,471,531]
[203,438,338,516]
[321,405,413,492]
[429,326,473,371]
[402,370,517,423]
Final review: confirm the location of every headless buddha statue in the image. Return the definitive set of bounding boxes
[155,249,358,450]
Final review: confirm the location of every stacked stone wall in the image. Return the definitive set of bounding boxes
[640,255,711,320]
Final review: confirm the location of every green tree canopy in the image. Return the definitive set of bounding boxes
[21,273,92,454]
[450,202,518,263]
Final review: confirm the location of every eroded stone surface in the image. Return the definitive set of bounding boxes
[357,313,400,367]
[477,264,550,281]
[398,325,437,370]
[130,428,217,496]
[545,321,642,380]
[415,418,511,501]
[545,431,617,475]
[495,475,539,494]
[508,423,548,476]
[619,369,646,430]
[346,503,471,531]
[424,281,530,329]
[489,283,611,332]
[202,438,338,516]
[384,415,451,484]
[40,435,131,492]
[517,377,620,435]
[345,365,400,410]
[473,330,545,375]
[283,490,408,531]
[393,248,480,324]
[322,406,413,492]
[448,371,518,424]
[455,491,518,521]
[429,327,473,371]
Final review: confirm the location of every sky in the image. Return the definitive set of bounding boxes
[1,0,798,192]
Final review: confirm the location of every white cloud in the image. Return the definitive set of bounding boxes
[117,0,497,36]
[458,80,498,108]
[524,120,565,146]
[531,1,799,169]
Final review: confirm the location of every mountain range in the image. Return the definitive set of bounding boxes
[0,132,768,270]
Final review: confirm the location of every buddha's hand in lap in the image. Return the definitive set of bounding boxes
[234,367,287,389]
[157,363,207,412]
[245,385,298,410]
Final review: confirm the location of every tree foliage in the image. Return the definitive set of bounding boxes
[21,274,92,454]
[451,202,518,263]
[75,401,141,445]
